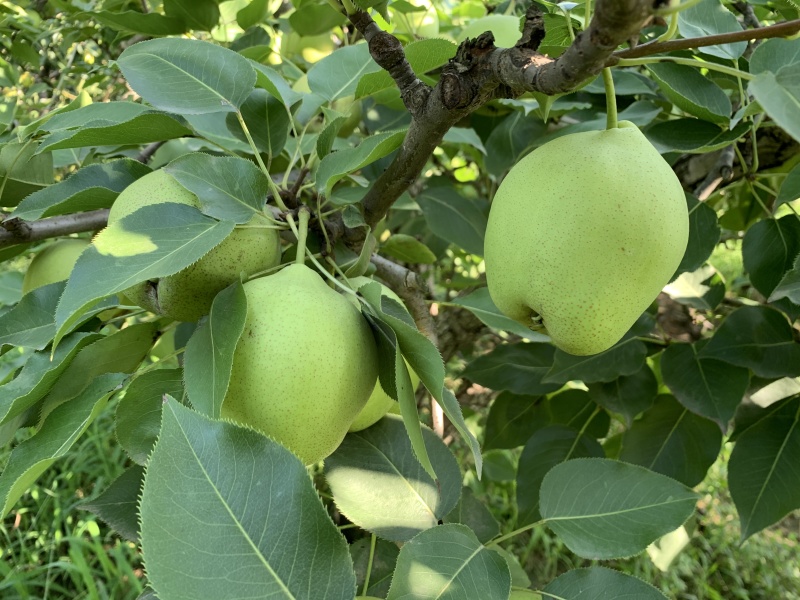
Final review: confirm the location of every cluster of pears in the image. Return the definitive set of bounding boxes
[485,121,689,355]
[100,171,415,464]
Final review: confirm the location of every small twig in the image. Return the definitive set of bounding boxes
[0,209,109,249]
[370,254,444,437]
[136,141,165,164]
[614,19,800,60]
[694,145,736,200]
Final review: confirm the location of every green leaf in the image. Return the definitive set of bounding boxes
[647,62,730,124]
[620,395,722,487]
[317,130,406,196]
[463,343,561,396]
[38,323,157,424]
[517,426,604,526]
[775,162,800,209]
[543,567,669,599]
[237,0,271,30]
[355,38,457,98]
[549,389,610,439]
[357,282,482,475]
[0,282,64,350]
[587,364,658,426]
[326,414,461,542]
[308,44,382,101]
[540,458,699,559]
[742,214,800,297]
[449,288,550,342]
[729,396,800,541]
[0,372,126,517]
[225,89,291,158]
[381,234,436,264]
[35,102,192,153]
[289,3,346,36]
[665,265,726,311]
[749,65,800,144]
[54,204,235,346]
[140,398,356,599]
[443,487,501,544]
[416,187,487,256]
[0,271,23,306]
[0,332,100,427]
[163,154,269,223]
[700,306,800,378]
[184,281,247,418]
[386,524,511,600]
[661,342,750,429]
[484,111,546,177]
[351,537,399,598]
[163,0,220,31]
[770,254,800,304]
[80,465,145,542]
[12,160,151,221]
[646,119,748,154]
[0,97,16,134]
[674,194,720,278]
[0,142,52,206]
[251,63,303,108]
[117,38,256,114]
[544,337,648,385]
[115,369,184,466]
[483,392,550,451]
[487,545,531,589]
[750,37,800,75]
[93,10,188,36]
[677,0,746,60]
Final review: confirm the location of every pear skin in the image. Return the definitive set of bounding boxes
[484,121,689,355]
[221,265,379,465]
[22,238,90,294]
[108,170,281,322]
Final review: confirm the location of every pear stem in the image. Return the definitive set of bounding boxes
[289,208,311,265]
[235,111,289,212]
[362,534,377,595]
[602,67,618,130]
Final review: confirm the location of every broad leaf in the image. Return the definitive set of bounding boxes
[549,389,610,439]
[184,281,247,418]
[0,142,52,206]
[729,396,800,541]
[117,38,256,114]
[443,487,501,544]
[386,524,511,600]
[80,465,145,542]
[0,373,126,517]
[94,11,187,35]
[483,392,550,451]
[620,395,722,487]
[647,63,730,124]
[326,415,461,542]
[308,44,382,101]
[540,459,698,559]
[54,204,235,346]
[742,215,800,297]
[225,89,291,159]
[351,537,399,598]
[116,369,184,465]
[381,234,436,264]
[12,160,151,221]
[543,567,669,599]
[661,342,750,429]
[647,119,748,154]
[140,398,356,599]
[416,187,487,256]
[749,65,800,144]
[0,282,65,350]
[674,194,720,278]
[163,0,220,31]
[463,343,561,396]
[449,288,549,342]
[543,337,648,385]
[771,254,800,304]
[587,364,658,426]
[164,154,268,223]
[516,425,604,526]
[677,0,746,59]
[700,306,800,378]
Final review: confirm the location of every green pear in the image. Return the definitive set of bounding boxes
[484,121,689,356]
[346,276,421,432]
[457,15,522,48]
[281,31,335,63]
[221,264,379,465]
[22,238,90,294]
[108,170,281,322]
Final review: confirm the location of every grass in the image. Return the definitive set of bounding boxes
[0,408,145,600]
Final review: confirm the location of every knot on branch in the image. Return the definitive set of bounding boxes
[0,217,31,238]
[440,72,475,110]
[518,6,546,51]
[368,31,407,70]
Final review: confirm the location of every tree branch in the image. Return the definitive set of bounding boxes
[614,18,800,59]
[0,209,109,249]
